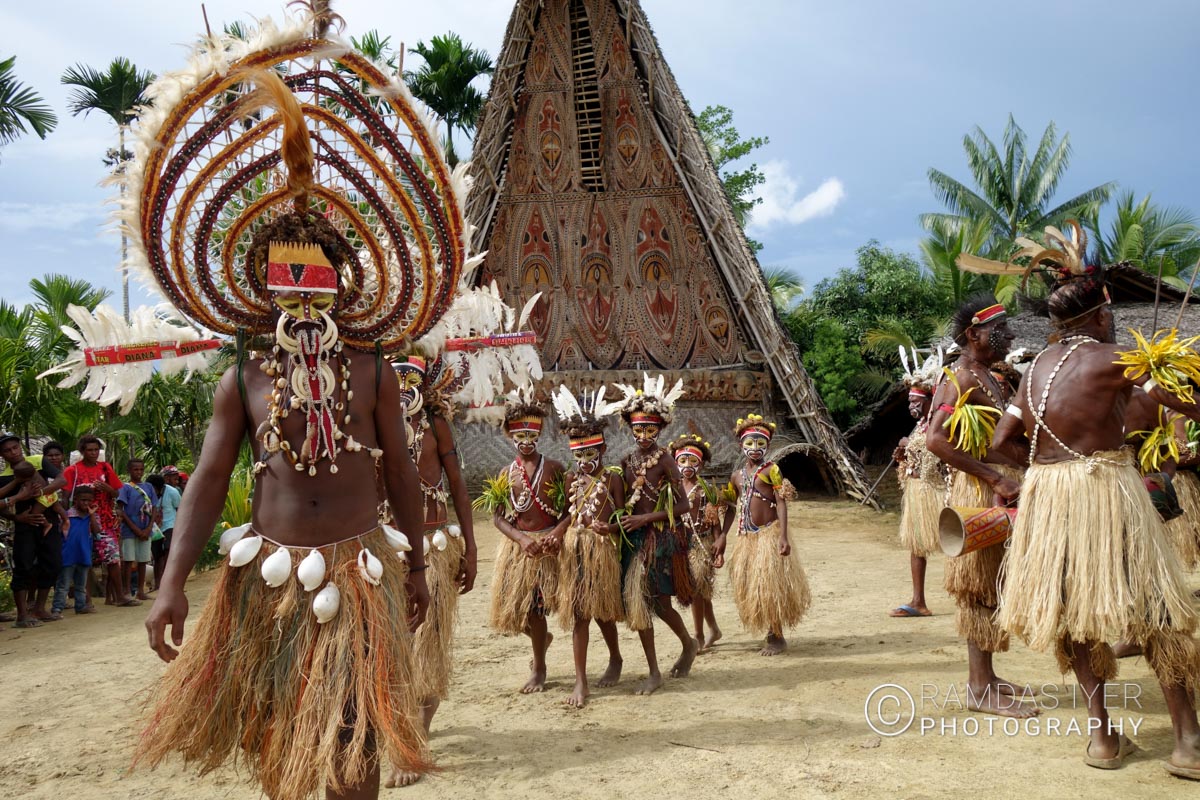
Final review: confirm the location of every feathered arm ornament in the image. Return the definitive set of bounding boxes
[940,368,1001,460]
[1114,329,1200,405]
[1132,407,1181,474]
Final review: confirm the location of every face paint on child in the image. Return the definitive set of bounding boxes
[510,428,541,455]
[573,445,602,475]
[741,434,769,462]
[631,422,661,448]
[675,452,701,479]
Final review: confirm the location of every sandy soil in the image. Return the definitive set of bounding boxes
[0,498,1196,800]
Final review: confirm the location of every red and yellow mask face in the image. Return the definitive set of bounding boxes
[740,428,771,462]
[394,357,427,412]
[507,418,544,454]
[267,242,338,323]
[674,447,703,478]
[630,414,663,448]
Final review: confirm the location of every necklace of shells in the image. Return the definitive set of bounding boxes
[508,456,556,519]
[256,313,381,476]
[680,480,707,533]
[569,471,611,529]
[624,446,666,510]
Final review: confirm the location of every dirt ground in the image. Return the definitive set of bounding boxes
[1,498,1196,800]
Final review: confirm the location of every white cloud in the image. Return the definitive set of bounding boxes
[748,161,846,231]
[0,202,103,232]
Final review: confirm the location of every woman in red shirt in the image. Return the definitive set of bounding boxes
[60,436,137,606]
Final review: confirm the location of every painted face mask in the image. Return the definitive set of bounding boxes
[572,445,602,475]
[268,242,339,324]
[741,434,769,463]
[508,423,542,455]
[631,422,661,448]
[675,451,701,479]
[394,357,427,415]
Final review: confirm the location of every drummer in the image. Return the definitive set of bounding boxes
[925,294,1038,719]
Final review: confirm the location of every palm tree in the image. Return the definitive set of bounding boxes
[762,267,805,313]
[919,217,999,305]
[1083,191,1200,288]
[0,56,57,153]
[921,115,1116,252]
[61,58,156,323]
[404,33,493,167]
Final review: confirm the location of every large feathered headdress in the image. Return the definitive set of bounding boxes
[955,219,1096,289]
[613,372,686,426]
[899,344,944,397]
[119,7,476,352]
[552,385,619,448]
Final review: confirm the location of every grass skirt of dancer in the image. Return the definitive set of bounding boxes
[1165,469,1200,570]
[943,466,1021,652]
[689,531,716,601]
[727,519,811,636]
[998,451,1199,687]
[489,528,561,635]
[137,529,430,799]
[557,525,624,629]
[621,526,692,631]
[412,528,465,700]
[898,474,944,557]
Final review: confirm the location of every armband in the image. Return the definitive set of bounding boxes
[937,403,955,414]
[1144,378,1159,394]
[1004,404,1023,422]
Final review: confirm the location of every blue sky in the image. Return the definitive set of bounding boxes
[1,0,1196,309]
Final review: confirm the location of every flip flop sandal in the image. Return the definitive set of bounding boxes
[75,607,98,615]
[14,618,43,628]
[117,598,143,607]
[1085,735,1136,769]
[1166,761,1200,780]
[889,604,931,618]
[38,613,63,622]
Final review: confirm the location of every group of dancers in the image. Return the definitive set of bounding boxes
[891,224,1200,780]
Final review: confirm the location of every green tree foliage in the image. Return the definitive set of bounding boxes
[1083,191,1200,287]
[0,56,57,152]
[921,115,1115,249]
[803,318,865,426]
[404,33,494,167]
[696,105,768,252]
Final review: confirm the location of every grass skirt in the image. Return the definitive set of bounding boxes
[621,526,690,631]
[943,467,1021,653]
[1165,470,1200,570]
[138,529,428,799]
[998,452,1198,684]
[489,529,561,635]
[557,525,624,628]
[728,519,811,636]
[898,475,944,557]
[412,530,465,700]
[689,532,716,601]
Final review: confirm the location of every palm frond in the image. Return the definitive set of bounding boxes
[0,55,57,146]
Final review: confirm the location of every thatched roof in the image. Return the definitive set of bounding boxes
[1008,301,1200,353]
[463,0,875,505]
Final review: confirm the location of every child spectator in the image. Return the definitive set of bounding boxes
[53,487,98,615]
[117,459,157,601]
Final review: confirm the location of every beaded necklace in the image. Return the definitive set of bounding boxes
[569,470,613,528]
[507,455,557,520]
[1025,335,1123,472]
[680,479,709,535]
[737,461,776,535]
[960,359,1009,410]
[625,446,667,509]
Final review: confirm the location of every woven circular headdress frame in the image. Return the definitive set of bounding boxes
[125,24,468,352]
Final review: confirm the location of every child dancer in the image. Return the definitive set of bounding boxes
[670,434,723,651]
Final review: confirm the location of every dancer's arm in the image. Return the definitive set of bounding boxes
[434,416,477,594]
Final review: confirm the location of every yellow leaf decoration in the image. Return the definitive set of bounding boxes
[941,367,1001,460]
[1114,328,1200,404]
[472,469,513,514]
[1131,406,1182,474]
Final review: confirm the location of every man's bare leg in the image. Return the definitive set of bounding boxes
[703,600,722,650]
[966,641,1039,718]
[31,587,55,620]
[595,619,623,687]
[521,610,550,693]
[329,762,380,800]
[13,589,37,626]
[654,596,697,677]
[1113,640,1143,659]
[136,560,151,599]
[1069,639,1120,760]
[384,698,438,789]
[567,615,590,708]
[1159,665,1200,776]
[634,626,663,695]
[890,554,933,617]
[691,601,707,651]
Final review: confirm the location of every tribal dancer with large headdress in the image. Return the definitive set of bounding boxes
[889,346,945,618]
[669,433,725,652]
[717,415,811,656]
[924,292,1037,718]
[478,385,567,694]
[612,374,697,694]
[110,5,483,797]
[548,386,626,707]
[985,222,1200,776]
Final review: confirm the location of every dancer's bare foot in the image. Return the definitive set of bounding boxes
[521,631,552,693]
[1113,640,1143,659]
[385,768,422,788]
[760,633,786,656]
[992,676,1037,698]
[703,624,722,651]
[670,637,698,678]
[966,681,1041,718]
[565,680,589,708]
[596,657,623,688]
[635,672,663,696]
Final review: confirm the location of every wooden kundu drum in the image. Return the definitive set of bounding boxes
[939,506,1017,557]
